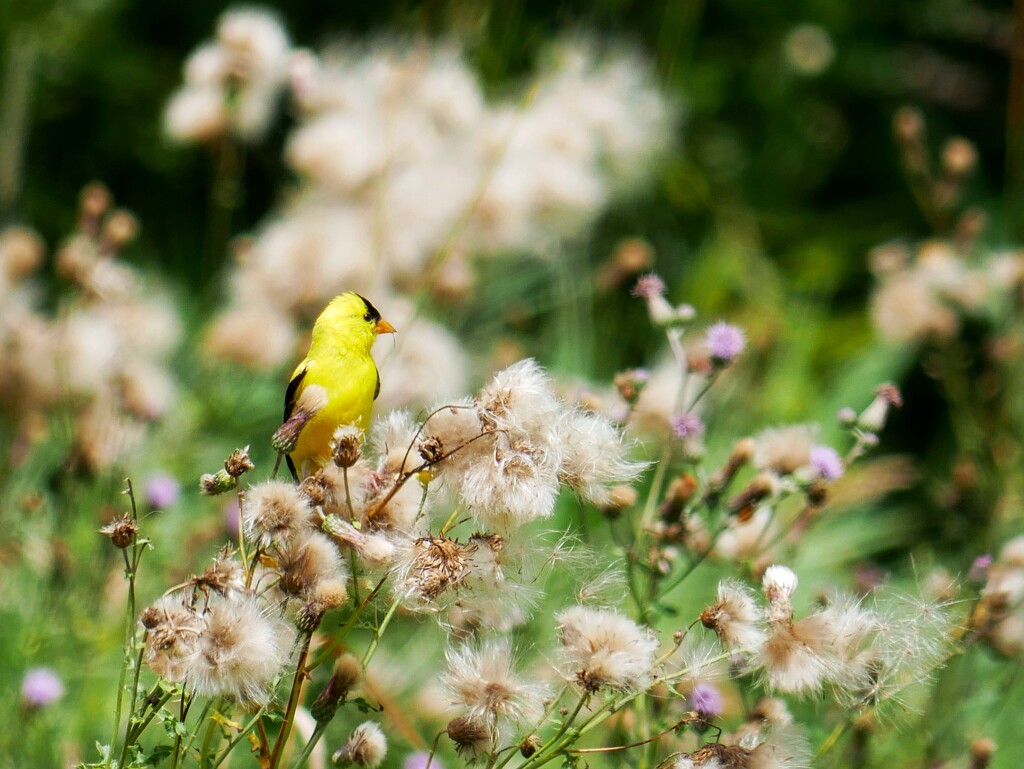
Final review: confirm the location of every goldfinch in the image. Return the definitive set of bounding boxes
[281,293,396,478]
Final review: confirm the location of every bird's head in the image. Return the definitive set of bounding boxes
[314,292,396,352]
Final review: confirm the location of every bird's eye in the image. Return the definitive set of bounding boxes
[363,312,373,322]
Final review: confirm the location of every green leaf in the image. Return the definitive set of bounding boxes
[351,697,383,714]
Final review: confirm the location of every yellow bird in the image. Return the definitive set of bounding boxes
[282,293,396,478]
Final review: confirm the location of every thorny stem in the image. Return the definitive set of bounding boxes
[170,688,191,769]
[125,687,174,745]
[111,479,143,765]
[211,703,272,769]
[180,699,215,765]
[116,643,148,767]
[269,631,314,769]
[684,373,719,413]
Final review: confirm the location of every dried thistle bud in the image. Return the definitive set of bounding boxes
[296,601,326,633]
[660,473,698,522]
[0,226,44,280]
[519,734,542,758]
[100,513,138,549]
[446,714,490,756]
[315,580,349,610]
[299,471,332,507]
[80,182,112,221]
[140,606,162,629]
[200,469,236,496]
[806,480,828,508]
[859,382,902,432]
[893,106,924,145]
[726,473,777,518]
[613,368,650,404]
[837,407,857,428]
[418,436,444,464]
[970,737,997,769]
[101,210,139,250]
[942,137,978,177]
[225,446,255,478]
[331,425,363,469]
[707,437,756,493]
[602,484,638,517]
[596,238,654,290]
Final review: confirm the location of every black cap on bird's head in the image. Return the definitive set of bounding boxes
[354,293,396,335]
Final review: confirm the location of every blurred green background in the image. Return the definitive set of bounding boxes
[2,1,1023,767]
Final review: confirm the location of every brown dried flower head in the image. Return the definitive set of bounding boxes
[100,514,138,549]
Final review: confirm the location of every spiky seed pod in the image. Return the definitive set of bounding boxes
[446,715,490,757]
[100,514,138,549]
[331,425,363,469]
[225,446,255,477]
[200,469,236,496]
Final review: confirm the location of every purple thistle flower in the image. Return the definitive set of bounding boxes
[705,322,746,364]
[689,683,724,719]
[404,752,442,769]
[969,554,993,583]
[630,274,666,299]
[809,445,844,481]
[145,473,181,509]
[671,413,705,439]
[21,668,64,708]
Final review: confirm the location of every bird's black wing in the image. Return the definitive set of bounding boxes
[374,366,381,401]
[283,365,307,480]
[284,365,307,422]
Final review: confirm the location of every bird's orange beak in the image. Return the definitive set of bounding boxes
[375,318,397,335]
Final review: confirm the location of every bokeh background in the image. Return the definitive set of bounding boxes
[2,0,1023,767]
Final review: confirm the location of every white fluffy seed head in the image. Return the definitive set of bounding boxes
[333,721,387,768]
[762,565,799,607]
[143,594,290,704]
[556,605,658,692]
[274,531,345,598]
[556,409,647,505]
[243,480,312,549]
[443,638,549,736]
[701,581,766,653]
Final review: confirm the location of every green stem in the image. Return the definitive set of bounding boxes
[288,723,327,769]
[269,632,314,769]
[212,704,272,769]
[307,576,388,673]
[126,689,174,745]
[514,693,591,769]
[180,699,215,765]
[199,703,227,769]
[361,598,401,667]
[170,689,190,769]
